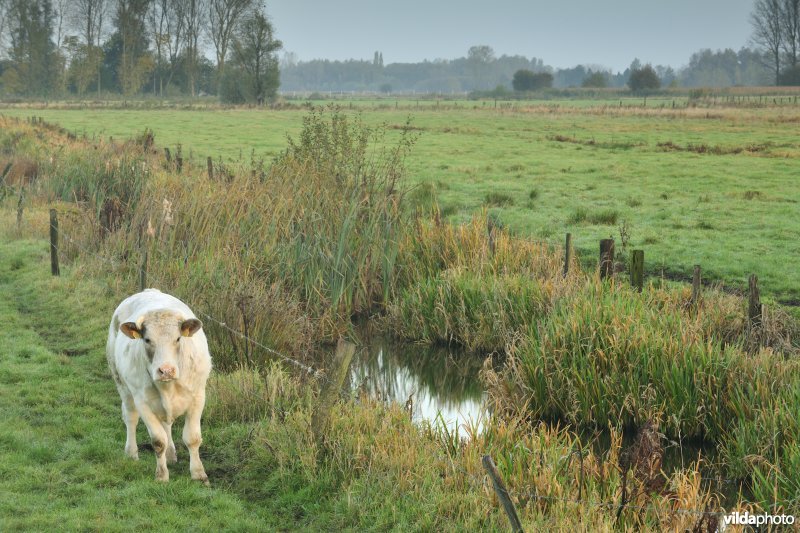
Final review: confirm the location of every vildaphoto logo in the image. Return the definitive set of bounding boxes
[722,511,795,527]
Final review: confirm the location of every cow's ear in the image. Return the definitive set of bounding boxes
[120,322,143,339]
[180,318,202,337]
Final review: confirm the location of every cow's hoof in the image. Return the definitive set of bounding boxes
[125,446,139,461]
[192,473,210,487]
[155,465,169,482]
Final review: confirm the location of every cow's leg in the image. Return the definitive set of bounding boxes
[162,421,177,464]
[135,401,170,482]
[182,390,209,485]
[121,394,139,460]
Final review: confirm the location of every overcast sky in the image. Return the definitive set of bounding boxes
[268,0,755,72]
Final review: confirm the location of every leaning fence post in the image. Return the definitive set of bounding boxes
[599,238,615,280]
[563,233,572,278]
[691,265,702,308]
[482,455,524,533]
[630,250,644,292]
[49,208,60,276]
[312,338,356,446]
[16,188,25,231]
[748,274,762,329]
[487,217,496,257]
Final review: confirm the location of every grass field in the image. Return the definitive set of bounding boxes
[2,107,798,522]
[3,100,799,306]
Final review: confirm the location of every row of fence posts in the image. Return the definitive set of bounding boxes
[561,233,763,329]
[44,209,768,532]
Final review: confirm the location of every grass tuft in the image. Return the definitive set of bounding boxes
[484,191,515,207]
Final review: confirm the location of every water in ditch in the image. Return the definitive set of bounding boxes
[348,333,749,505]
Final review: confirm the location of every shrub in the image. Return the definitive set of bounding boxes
[628,65,661,92]
[512,69,554,91]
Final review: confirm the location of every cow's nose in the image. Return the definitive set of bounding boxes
[157,365,177,381]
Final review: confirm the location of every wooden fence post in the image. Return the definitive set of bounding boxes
[563,233,572,278]
[49,209,60,276]
[599,238,615,280]
[139,249,148,292]
[16,188,24,230]
[691,265,701,308]
[487,217,496,257]
[482,455,524,533]
[630,250,644,292]
[748,274,762,329]
[312,338,356,446]
[207,156,214,180]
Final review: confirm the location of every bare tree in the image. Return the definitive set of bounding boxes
[208,0,252,94]
[751,0,784,84]
[67,0,107,94]
[146,0,186,96]
[175,0,205,97]
[147,0,170,96]
[53,0,67,48]
[782,0,800,68]
[69,0,107,48]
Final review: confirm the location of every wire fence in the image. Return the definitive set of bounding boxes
[44,216,765,528]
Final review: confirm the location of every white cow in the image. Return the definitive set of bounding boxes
[106,289,212,484]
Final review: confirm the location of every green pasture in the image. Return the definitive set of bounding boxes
[3,101,799,304]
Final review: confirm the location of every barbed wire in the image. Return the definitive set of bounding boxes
[46,218,762,525]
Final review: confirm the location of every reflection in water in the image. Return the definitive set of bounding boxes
[348,337,490,435]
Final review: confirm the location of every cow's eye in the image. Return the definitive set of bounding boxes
[144,338,151,344]
[176,337,180,343]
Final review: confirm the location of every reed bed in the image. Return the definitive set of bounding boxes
[385,212,582,351]
[487,279,800,511]
[205,361,726,531]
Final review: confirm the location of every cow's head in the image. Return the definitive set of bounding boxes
[120,310,202,383]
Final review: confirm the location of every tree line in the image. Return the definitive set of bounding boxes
[281,47,772,95]
[0,0,282,103]
[0,1,793,100]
